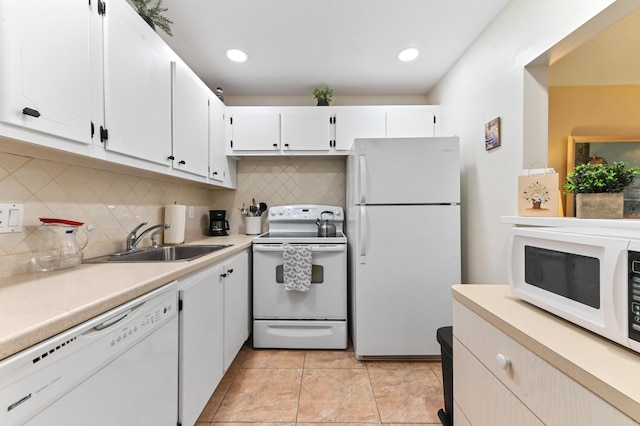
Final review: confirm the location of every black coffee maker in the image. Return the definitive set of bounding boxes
[208,210,229,236]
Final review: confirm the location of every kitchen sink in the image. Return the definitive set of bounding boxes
[85,244,232,263]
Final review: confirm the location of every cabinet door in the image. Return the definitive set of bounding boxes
[454,338,544,425]
[172,61,209,177]
[229,111,280,151]
[281,110,331,151]
[223,250,250,370]
[179,265,224,426]
[386,107,436,138]
[103,0,173,165]
[334,108,386,151]
[0,0,92,144]
[209,96,235,187]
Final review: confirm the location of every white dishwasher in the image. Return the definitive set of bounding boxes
[0,281,179,426]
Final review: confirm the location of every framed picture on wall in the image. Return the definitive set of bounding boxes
[485,117,500,151]
[566,135,640,217]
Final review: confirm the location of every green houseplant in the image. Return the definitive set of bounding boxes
[128,0,173,36]
[313,86,333,106]
[563,161,639,218]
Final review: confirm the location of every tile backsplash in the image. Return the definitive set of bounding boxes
[211,157,346,235]
[0,151,346,278]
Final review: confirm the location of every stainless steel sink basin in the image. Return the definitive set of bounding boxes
[86,244,231,263]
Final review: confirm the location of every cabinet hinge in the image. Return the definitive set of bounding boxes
[178,299,183,311]
[99,126,108,143]
[98,0,106,15]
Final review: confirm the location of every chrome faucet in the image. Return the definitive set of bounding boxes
[126,221,171,251]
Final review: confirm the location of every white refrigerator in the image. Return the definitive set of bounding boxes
[346,137,461,359]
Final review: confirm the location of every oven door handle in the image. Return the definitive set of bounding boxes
[253,244,346,253]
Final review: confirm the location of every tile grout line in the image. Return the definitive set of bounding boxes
[294,350,307,424]
[365,361,384,424]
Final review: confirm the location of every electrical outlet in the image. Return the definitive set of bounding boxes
[0,203,24,233]
[188,206,195,219]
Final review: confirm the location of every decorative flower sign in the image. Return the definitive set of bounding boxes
[523,181,550,209]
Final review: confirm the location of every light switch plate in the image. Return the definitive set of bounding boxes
[0,203,24,233]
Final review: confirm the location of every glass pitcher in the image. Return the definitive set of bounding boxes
[36,221,88,272]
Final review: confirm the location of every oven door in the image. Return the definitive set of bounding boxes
[252,243,347,319]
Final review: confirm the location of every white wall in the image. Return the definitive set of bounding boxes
[425,0,634,283]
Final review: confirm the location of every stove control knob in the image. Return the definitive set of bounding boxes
[278,207,285,215]
[334,210,342,217]
[269,209,276,216]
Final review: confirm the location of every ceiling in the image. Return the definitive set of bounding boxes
[156,0,510,96]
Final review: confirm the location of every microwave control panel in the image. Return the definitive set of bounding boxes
[628,251,640,343]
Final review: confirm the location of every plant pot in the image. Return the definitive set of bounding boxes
[317,100,329,106]
[575,192,623,219]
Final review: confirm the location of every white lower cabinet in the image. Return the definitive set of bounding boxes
[223,250,250,371]
[453,300,637,425]
[178,249,250,426]
[178,264,224,426]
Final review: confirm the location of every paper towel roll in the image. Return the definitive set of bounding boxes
[164,204,186,244]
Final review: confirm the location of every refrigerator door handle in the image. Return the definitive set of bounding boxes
[359,206,367,264]
[359,154,366,204]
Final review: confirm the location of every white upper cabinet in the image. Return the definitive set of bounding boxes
[0,0,93,145]
[386,106,437,138]
[102,0,173,166]
[226,105,440,155]
[171,61,209,178]
[209,96,236,188]
[333,107,386,151]
[281,110,332,151]
[228,109,281,151]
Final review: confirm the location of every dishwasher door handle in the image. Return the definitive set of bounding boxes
[93,308,133,331]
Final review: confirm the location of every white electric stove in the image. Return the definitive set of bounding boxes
[252,204,347,349]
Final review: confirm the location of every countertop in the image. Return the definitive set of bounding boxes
[0,234,255,361]
[452,284,640,422]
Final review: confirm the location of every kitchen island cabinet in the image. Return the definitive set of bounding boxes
[453,284,640,425]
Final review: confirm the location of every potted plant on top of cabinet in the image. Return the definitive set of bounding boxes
[128,0,173,36]
[313,86,333,106]
[563,161,640,218]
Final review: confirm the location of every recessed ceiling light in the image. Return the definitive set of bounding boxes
[398,48,419,62]
[226,48,248,63]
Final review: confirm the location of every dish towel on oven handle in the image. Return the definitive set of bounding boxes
[282,243,312,292]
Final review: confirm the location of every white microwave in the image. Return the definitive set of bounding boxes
[508,226,640,353]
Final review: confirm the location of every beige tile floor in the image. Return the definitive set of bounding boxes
[196,344,445,425]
